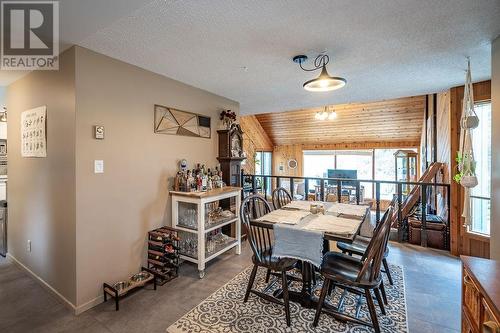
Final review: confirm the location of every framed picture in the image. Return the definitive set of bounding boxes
[154,104,211,138]
[21,106,47,158]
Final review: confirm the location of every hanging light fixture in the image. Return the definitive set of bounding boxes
[315,106,337,121]
[293,54,346,92]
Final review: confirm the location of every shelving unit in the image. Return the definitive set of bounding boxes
[170,187,242,278]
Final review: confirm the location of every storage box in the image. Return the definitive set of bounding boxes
[408,216,447,249]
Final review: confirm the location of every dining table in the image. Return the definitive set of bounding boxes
[254,200,372,309]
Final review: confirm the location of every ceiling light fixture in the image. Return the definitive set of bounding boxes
[315,106,337,121]
[293,54,346,92]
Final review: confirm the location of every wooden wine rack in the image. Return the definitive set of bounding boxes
[147,226,180,285]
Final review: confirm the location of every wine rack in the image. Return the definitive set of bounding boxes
[147,226,179,285]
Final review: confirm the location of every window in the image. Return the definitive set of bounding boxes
[303,151,335,178]
[336,151,373,198]
[255,151,272,196]
[303,150,373,197]
[374,148,418,199]
[303,148,419,200]
[470,102,491,235]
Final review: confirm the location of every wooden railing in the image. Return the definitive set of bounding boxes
[241,171,451,248]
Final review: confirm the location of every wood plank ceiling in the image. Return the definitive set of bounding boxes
[254,96,425,147]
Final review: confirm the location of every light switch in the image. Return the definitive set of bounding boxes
[94,160,104,173]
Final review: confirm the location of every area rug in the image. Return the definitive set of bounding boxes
[167,265,407,333]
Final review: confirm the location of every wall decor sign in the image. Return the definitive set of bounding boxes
[154,104,211,138]
[21,106,47,158]
[94,125,105,139]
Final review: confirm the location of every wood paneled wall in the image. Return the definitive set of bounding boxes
[437,92,451,184]
[240,115,273,174]
[449,80,491,258]
[255,96,425,146]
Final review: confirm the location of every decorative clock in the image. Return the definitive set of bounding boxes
[217,124,245,187]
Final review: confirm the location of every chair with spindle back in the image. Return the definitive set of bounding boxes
[336,196,397,286]
[313,205,394,333]
[272,187,292,210]
[240,194,298,326]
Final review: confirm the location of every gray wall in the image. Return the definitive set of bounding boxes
[6,48,77,305]
[492,36,500,260]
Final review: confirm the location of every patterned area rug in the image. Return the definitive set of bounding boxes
[167,265,407,333]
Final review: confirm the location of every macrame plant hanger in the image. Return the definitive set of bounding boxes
[458,58,479,228]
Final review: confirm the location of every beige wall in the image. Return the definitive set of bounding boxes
[6,48,77,305]
[5,45,239,312]
[73,47,239,308]
[491,36,500,260]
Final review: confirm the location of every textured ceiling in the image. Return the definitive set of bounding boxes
[2,0,500,114]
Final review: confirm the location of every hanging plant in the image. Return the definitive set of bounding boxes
[457,58,479,227]
[453,151,477,185]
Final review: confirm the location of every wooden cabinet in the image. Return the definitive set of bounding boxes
[461,256,500,333]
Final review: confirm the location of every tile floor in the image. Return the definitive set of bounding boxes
[0,242,461,333]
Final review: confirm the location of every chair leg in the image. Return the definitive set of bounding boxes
[374,287,386,315]
[244,265,258,303]
[382,258,394,285]
[328,281,335,296]
[281,271,291,326]
[365,289,381,333]
[313,278,330,327]
[379,281,388,305]
[265,268,271,283]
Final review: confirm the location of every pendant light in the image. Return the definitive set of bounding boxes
[315,106,337,121]
[293,54,346,92]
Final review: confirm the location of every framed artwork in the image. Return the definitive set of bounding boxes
[21,106,47,158]
[154,104,211,138]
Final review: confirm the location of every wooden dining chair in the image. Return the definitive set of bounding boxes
[336,196,397,285]
[240,194,298,326]
[313,206,394,333]
[271,187,292,210]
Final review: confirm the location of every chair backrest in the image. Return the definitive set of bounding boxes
[357,205,394,283]
[272,187,292,210]
[240,194,273,264]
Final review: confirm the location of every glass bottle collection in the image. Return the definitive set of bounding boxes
[174,163,225,192]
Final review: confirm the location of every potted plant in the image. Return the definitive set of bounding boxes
[453,152,477,188]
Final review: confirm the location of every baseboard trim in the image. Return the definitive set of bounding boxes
[7,253,78,314]
[75,295,103,315]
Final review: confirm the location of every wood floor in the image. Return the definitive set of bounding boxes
[0,242,460,333]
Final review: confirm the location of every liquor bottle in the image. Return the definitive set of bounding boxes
[197,174,202,191]
[202,172,208,192]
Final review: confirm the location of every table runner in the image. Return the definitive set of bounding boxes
[302,214,360,236]
[272,223,323,267]
[326,202,369,217]
[255,209,311,225]
[283,200,323,211]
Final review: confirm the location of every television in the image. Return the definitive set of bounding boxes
[327,169,358,186]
